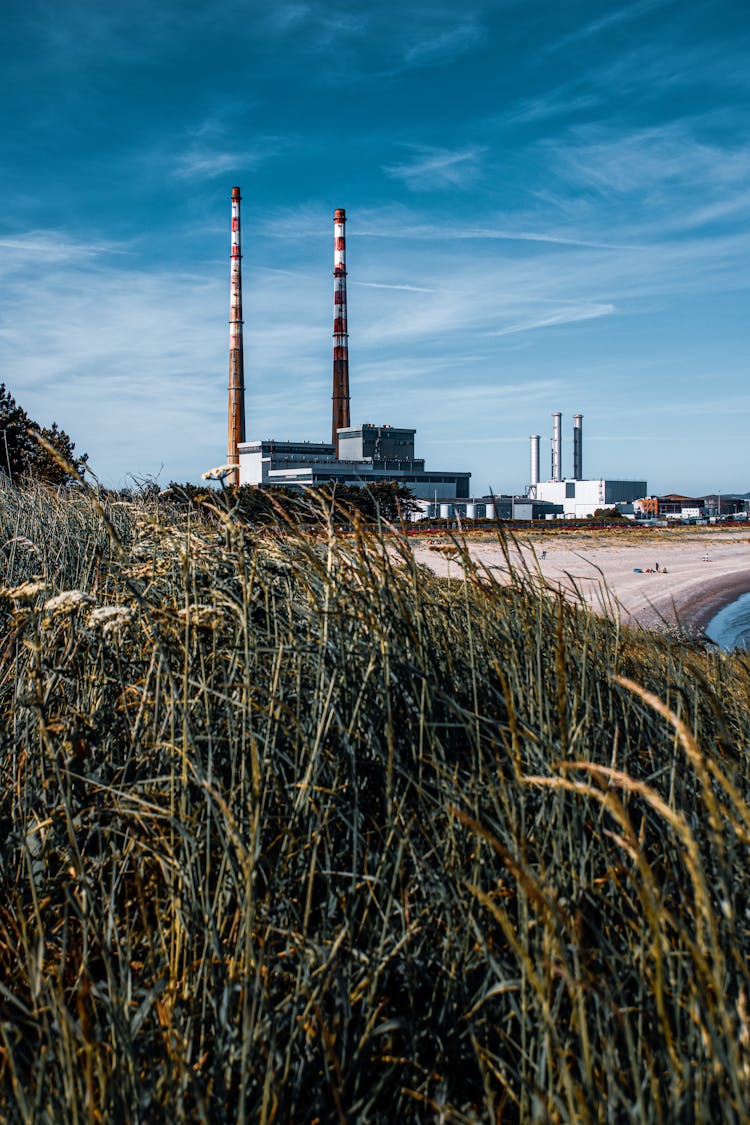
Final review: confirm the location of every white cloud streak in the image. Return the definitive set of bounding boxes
[383,145,487,190]
[485,304,615,337]
[545,0,673,54]
[547,124,750,199]
[402,18,483,65]
[354,281,435,293]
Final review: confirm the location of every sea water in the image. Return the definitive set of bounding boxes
[705,591,750,652]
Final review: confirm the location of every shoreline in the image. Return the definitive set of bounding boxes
[652,571,750,633]
[411,529,750,637]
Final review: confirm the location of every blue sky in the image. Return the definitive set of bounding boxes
[1,0,748,494]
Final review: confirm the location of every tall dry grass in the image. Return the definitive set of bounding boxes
[1,481,750,1122]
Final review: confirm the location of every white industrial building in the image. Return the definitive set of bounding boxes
[528,412,647,518]
[533,478,647,518]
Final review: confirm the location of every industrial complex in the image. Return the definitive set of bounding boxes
[227,195,475,504]
[529,411,647,518]
[223,187,651,521]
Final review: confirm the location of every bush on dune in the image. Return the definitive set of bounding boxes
[1,481,750,1122]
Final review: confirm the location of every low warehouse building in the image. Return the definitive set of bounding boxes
[534,478,648,518]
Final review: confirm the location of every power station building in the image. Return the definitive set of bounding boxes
[229,197,472,500]
[529,412,646,518]
[238,425,471,499]
[223,189,646,522]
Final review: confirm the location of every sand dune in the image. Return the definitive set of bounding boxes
[412,529,750,632]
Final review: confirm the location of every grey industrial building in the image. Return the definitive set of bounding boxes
[238,424,471,500]
[415,496,563,521]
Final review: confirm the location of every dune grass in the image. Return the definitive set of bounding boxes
[1,482,750,1122]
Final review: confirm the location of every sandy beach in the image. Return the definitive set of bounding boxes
[412,528,750,632]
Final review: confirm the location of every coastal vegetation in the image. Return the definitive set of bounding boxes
[2,481,750,1121]
[0,384,87,486]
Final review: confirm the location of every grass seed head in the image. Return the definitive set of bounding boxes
[1,579,47,600]
[201,464,234,481]
[86,604,134,634]
[43,589,96,614]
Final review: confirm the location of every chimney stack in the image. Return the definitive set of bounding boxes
[226,186,246,486]
[573,413,583,480]
[331,208,350,453]
[551,411,562,482]
[530,434,540,492]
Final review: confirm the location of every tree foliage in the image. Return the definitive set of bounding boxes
[0,384,87,485]
[162,478,421,526]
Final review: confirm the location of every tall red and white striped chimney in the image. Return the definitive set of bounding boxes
[226,186,246,486]
[331,208,350,453]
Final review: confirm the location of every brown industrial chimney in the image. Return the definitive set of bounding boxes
[331,208,350,453]
[226,186,246,486]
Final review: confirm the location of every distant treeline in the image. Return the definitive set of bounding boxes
[153,479,422,526]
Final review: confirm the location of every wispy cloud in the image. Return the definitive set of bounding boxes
[506,89,601,126]
[35,1,185,70]
[546,124,750,199]
[259,202,627,249]
[354,281,434,293]
[258,1,368,53]
[172,146,272,180]
[581,36,750,110]
[168,113,285,180]
[672,190,750,232]
[172,149,243,179]
[486,303,615,337]
[261,3,311,35]
[522,119,750,258]
[262,202,633,249]
[384,145,487,190]
[545,0,672,54]
[0,216,374,482]
[0,232,118,266]
[437,228,634,250]
[0,231,295,482]
[402,17,483,65]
